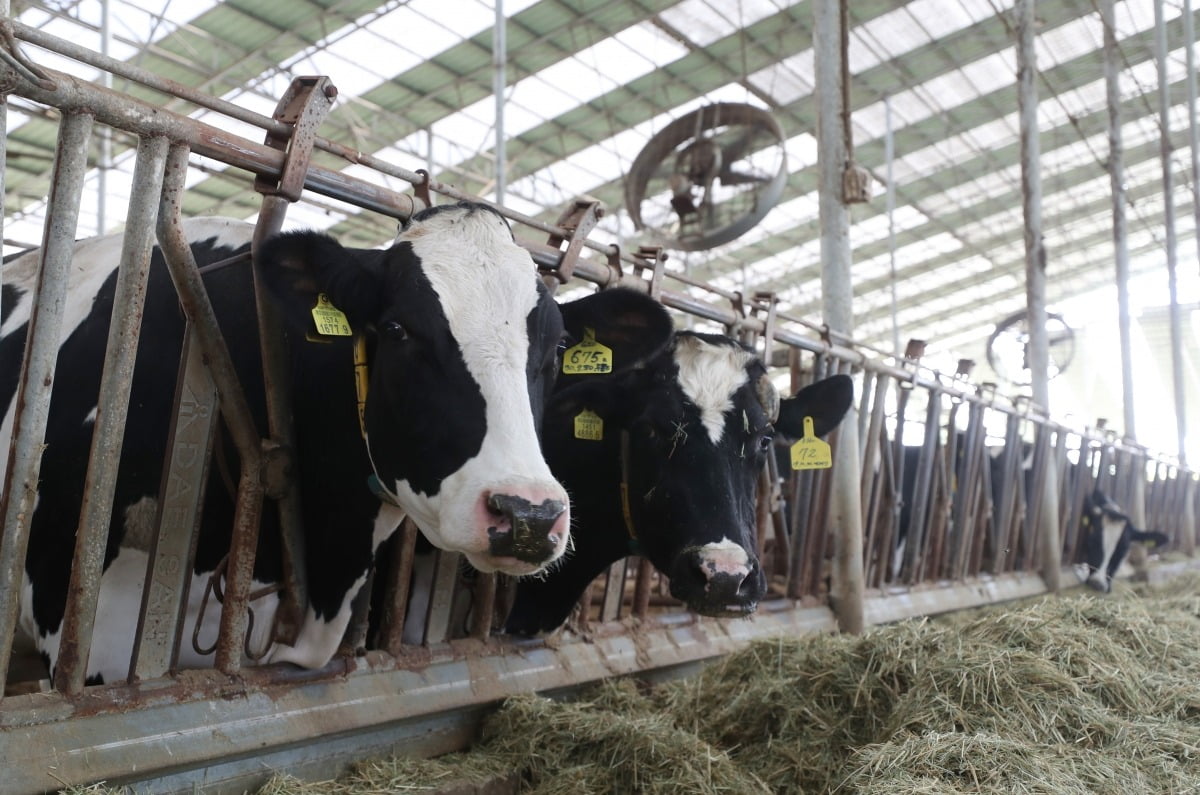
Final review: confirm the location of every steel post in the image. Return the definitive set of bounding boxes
[0,112,93,690]
[55,135,170,693]
[814,0,864,634]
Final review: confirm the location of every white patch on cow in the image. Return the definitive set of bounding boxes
[694,537,752,578]
[378,207,567,569]
[267,572,367,669]
[0,217,255,489]
[1089,511,1128,588]
[84,406,97,425]
[673,335,754,445]
[21,546,283,683]
[267,505,407,668]
[121,495,158,552]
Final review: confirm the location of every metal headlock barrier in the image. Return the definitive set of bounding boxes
[0,20,1196,794]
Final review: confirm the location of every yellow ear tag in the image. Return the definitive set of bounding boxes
[311,293,352,336]
[562,327,613,375]
[574,409,604,441]
[790,417,833,470]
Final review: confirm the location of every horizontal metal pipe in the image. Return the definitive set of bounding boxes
[1,60,421,222]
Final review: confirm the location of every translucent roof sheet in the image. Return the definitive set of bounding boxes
[1,0,1197,426]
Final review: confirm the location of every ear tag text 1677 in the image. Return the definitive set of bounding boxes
[574,409,604,441]
[312,293,352,336]
[790,416,833,470]
[562,327,613,375]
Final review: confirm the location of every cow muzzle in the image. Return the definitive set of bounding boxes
[485,493,568,565]
[668,543,765,617]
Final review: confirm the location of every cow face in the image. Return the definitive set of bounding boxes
[1080,489,1168,592]
[546,297,853,618]
[260,201,569,575]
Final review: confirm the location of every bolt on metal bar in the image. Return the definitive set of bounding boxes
[54,134,170,694]
[0,111,93,691]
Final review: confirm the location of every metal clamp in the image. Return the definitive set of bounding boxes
[0,19,56,92]
[254,76,337,202]
[752,291,779,365]
[544,198,603,283]
[630,245,666,301]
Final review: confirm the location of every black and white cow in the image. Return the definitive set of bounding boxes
[1079,489,1168,592]
[12,201,570,683]
[503,288,854,635]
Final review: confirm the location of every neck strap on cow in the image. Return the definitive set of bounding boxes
[353,334,369,440]
[619,429,642,555]
[353,334,403,508]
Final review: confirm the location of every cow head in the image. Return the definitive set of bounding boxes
[1080,489,1168,592]
[258,201,569,575]
[547,289,853,617]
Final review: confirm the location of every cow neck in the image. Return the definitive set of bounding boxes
[353,333,402,509]
[619,429,642,555]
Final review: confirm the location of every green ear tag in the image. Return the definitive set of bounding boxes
[311,293,352,336]
[562,327,613,375]
[790,417,833,470]
[574,409,604,441]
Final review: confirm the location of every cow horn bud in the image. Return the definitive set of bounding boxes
[756,373,779,423]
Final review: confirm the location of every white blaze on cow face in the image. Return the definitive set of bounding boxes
[673,334,755,444]
[371,206,570,575]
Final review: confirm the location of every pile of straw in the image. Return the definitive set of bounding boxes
[72,575,1200,793]
[472,576,1200,793]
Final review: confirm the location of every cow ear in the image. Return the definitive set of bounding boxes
[558,288,674,372]
[774,374,854,441]
[256,230,387,332]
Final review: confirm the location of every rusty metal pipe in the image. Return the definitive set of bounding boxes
[0,112,93,691]
[55,135,170,694]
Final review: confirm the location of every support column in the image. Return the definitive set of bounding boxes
[493,0,506,205]
[814,0,864,634]
[1101,0,1148,530]
[1015,0,1061,591]
[1156,0,1188,468]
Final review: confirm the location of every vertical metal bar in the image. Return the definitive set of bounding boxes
[599,559,627,622]
[380,519,419,657]
[156,145,265,673]
[0,112,93,690]
[1186,0,1200,319]
[423,550,462,645]
[1016,0,1061,590]
[131,325,218,680]
[1156,0,1188,466]
[815,0,864,632]
[885,96,899,357]
[468,574,497,640]
[55,134,169,693]
[1102,0,1137,447]
[493,0,506,204]
[96,0,112,234]
[901,389,940,582]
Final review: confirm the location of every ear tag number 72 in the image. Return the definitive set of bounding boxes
[790,416,833,470]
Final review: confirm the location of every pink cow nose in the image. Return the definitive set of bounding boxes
[669,546,764,616]
[485,493,567,564]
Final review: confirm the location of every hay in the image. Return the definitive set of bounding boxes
[58,575,1200,793]
[479,678,770,794]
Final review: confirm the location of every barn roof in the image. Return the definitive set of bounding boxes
[3,0,1199,449]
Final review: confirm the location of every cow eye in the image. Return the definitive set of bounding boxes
[383,321,408,340]
[758,433,774,453]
